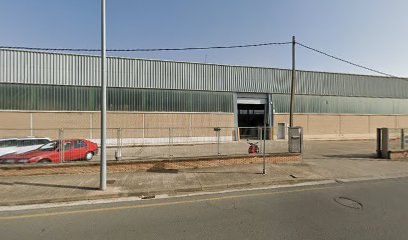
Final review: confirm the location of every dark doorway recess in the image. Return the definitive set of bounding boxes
[238,104,265,139]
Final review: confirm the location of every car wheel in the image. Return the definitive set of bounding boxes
[39,159,51,164]
[85,152,94,161]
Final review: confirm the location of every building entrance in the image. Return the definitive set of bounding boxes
[238,104,265,139]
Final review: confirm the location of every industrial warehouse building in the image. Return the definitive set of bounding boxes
[1,48,408,141]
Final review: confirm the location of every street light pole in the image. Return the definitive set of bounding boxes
[100,0,107,191]
[289,36,296,128]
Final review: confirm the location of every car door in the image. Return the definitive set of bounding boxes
[74,139,88,159]
[62,142,73,161]
[72,140,85,159]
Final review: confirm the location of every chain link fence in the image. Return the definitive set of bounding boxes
[0,127,293,165]
[386,128,408,151]
[377,128,408,158]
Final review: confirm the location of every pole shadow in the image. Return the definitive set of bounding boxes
[12,181,99,191]
[321,153,380,160]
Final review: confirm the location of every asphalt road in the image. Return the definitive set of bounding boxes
[1,178,407,240]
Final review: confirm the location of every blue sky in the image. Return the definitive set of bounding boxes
[1,0,407,77]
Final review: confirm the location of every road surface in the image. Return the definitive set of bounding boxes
[1,177,407,240]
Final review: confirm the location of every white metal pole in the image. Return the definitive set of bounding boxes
[100,0,107,191]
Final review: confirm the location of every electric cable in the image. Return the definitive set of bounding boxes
[0,42,291,52]
[0,40,400,78]
[296,42,396,77]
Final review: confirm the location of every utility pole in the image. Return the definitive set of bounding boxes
[289,36,296,128]
[100,0,107,191]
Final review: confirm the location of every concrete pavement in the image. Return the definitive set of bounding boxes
[0,163,323,206]
[1,140,408,206]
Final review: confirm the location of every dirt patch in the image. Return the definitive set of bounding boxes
[0,153,302,177]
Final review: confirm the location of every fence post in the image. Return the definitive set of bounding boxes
[58,128,64,163]
[89,114,93,140]
[217,130,220,155]
[263,126,266,174]
[168,128,172,159]
[213,127,221,155]
[115,128,122,161]
[402,129,405,151]
[237,127,241,142]
[258,127,262,140]
[270,127,274,140]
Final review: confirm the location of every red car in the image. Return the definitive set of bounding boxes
[0,139,98,164]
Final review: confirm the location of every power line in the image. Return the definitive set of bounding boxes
[0,41,291,52]
[296,42,397,78]
[0,40,400,78]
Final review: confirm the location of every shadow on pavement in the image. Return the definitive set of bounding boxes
[182,170,261,175]
[12,182,99,191]
[0,182,14,186]
[146,161,179,174]
[322,153,380,160]
[146,168,179,174]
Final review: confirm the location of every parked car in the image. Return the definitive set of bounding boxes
[0,137,50,157]
[0,139,98,164]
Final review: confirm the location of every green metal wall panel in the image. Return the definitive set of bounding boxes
[272,94,408,114]
[2,82,408,115]
[0,83,234,112]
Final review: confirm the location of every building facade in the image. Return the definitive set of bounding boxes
[1,48,408,140]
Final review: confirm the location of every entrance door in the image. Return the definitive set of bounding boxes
[238,104,265,139]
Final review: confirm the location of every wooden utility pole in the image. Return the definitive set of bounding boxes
[289,36,296,127]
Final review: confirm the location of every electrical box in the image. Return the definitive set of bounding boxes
[288,127,303,153]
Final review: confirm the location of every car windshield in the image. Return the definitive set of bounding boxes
[40,141,59,151]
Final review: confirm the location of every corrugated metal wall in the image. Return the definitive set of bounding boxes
[1,82,406,114]
[272,94,408,114]
[0,83,233,112]
[1,49,408,99]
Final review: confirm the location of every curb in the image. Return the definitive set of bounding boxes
[335,174,408,183]
[0,178,323,207]
[2,175,407,207]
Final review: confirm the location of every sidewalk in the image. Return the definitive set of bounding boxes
[1,157,408,206]
[1,140,408,206]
